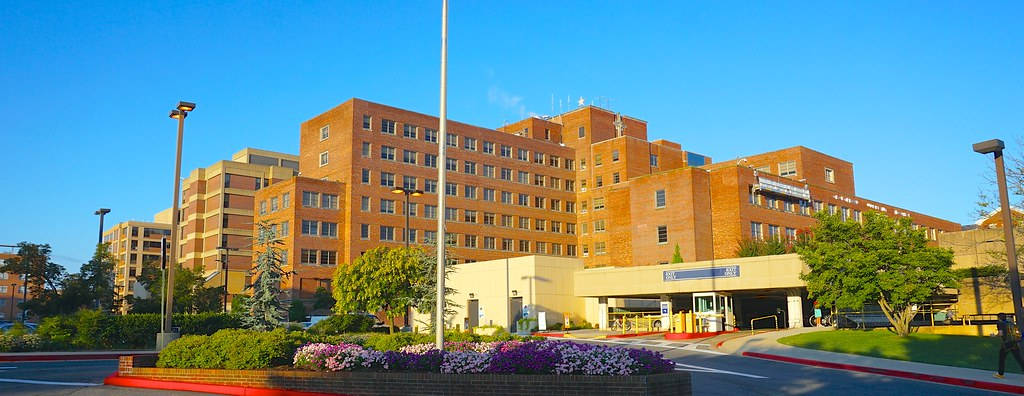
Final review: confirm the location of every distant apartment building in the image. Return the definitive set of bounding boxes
[253,98,960,299]
[102,210,173,311]
[0,245,29,321]
[177,148,298,307]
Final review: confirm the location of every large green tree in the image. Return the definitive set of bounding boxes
[332,246,425,333]
[411,241,460,330]
[127,260,224,314]
[797,211,957,336]
[79,243,118,312]
[242,221,288,330]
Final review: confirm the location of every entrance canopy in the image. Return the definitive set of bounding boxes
[573,253,807,298]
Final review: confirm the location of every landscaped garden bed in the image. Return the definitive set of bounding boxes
[112,331,691,395]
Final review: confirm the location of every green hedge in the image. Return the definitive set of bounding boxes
[308,314,376,335]
[35,310,241,350]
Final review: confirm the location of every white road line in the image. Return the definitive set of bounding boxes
[683,343,727,355]
[674,362,768,379]
[0,378,100,386]
[0,367,17,369]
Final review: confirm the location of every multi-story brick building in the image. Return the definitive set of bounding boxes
[102,211,172,311]
[0,245,29,322]
[178,148,298,308]
[254,98,960,301]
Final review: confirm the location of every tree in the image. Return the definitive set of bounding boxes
[1,242,66,315]
[242,221,288,331]
[797,211,957,336]
[333,246,425,333]
[411,241,460,330]
[311,286,335,312]
[79,243,118,312]
[736,238,791,257]
[128,260,224,314]
[671,244,684,263]
[288,300,308,322]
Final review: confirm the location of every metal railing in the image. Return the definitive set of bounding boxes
[750,315,779,335]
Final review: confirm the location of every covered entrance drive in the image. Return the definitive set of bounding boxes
[575,254,809,332]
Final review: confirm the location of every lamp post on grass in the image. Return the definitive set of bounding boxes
[973,138,1024,341]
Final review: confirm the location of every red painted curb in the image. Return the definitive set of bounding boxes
[606,331,665,339]
[0,352,157,362]
[742,351,1024,395]
[533,332,566,338]
[104,374,346,396]
[664,330,737,340]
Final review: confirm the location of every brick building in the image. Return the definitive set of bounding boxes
[178,148,298,307]
[101,211,172,311]
[254,98,960,300]
[0,245,29,321]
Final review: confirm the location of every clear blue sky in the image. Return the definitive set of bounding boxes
[1,2,1021,272]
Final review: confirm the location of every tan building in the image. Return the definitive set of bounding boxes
[178,148,298,308]
[102,213,172,311]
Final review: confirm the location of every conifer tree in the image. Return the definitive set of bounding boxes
[243,221,288,331]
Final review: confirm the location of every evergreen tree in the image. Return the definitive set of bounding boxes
[311,286,335,311]
[242,222,288,330]
[412,240,460,330]
[80,243,118,312]
[671,244,684,263]
[288,300,309,322]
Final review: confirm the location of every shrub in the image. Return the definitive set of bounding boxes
[158,328,310,369]
[0,334,45,352]
[3,322,30,337]
[308,314,376,335]
[364,332,431,351]
[36,315,76,349]
[33,311,240,351]
[172,312,242,335]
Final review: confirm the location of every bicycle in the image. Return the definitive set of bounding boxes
[808,313,837,327]
[610,317,633,332]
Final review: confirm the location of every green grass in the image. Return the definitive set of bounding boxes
[777,329,1022,374]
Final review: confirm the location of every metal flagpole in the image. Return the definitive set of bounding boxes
[435,0,449,350]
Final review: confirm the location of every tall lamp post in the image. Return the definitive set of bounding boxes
[391,187,424,248]
[94,208,111,246]
[7,283,14,322]
[158,100,195,349]
[973,138,1024,340]
[217,245,240,312]
[435,0,449,350]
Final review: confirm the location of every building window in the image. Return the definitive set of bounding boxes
[483,141,495,154]
[259,201,267,215]
[361,142,371,157]
[463,137,477,151]
[519,240,530,252]
[321,222,338,238]
[501,215,513,227]
[282,192,290,208]
[362,115,372,130]
[463,210,478,223]
[446,158,458,171]
[403,176,417,190]
[320,125,329,141]
[825,168,835,183]
[381,146,396,161]
[319,151,329,167]
[755,165,770,173]
[534,152,545,164]
[380,226,395,241]
[593,197,605,210]
[550,199,560,211]
[650,154,658,167]
[518,217,530,229]
[302,191,320,208]
[582,245,590,257]
[446,133,458,148]
[768,224,780,240]
[361,168,371,184]
[657,225,668,244]
[612,150,620,162]
[463,161,476,175]
[482,165,495,178]
[361,196,370,212]
[424,205,437,219]
[501,191,513,204]
[655,190,666,208]
[380,199,395,214]
[595,176,603,187]
[534,196,545,208]
[380,172,395,187]
[595,242,607,255]
[567,244,577,256]
[578,126,585,138]
[301,220,319,236]
[566,222,576,234]
[786,227,797,241]
[445,207,458,221]
[464,235,477,248]
[445,182,457,197]
[403,124,418,138]
[321,194,339,210]
[483,212,496,225]
[381,119,396,134]
[403,150,417,164]
[464,185,477,199]
[500,168,513,181]
[517,149,529,161]
[536,242,547,254]
[406,229,416,244]
[424,179,438,194]
[405,202,417,217]
[594,154,603,166]
[534,174,545,186]
[500,145,512,158]
[425,128,438,143]
[779,161,797,177]
[502,238,514,251]
[750,222,763,240]
[269,197,279,212]
[594,219,606,232]
[320,250,337,266]
[612,172,620,184]
[483,236,496,250]
[301,249,318,265]
[517,193,529,206]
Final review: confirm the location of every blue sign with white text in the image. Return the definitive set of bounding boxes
[662,266,740,282]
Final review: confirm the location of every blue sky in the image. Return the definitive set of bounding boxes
[1,2,1021,272]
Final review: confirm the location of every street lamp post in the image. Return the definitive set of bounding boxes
[8,283,14,322]
[158,100,195,350]
[973,138,1024,341]
[94,208,111,246]
[392,187,424,248]
[20,281,26,322]
[217,245,239,312]
[435,0,449,350]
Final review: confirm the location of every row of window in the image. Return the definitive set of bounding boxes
[356,150,576,192]
[0,285,26,294]
[357,225,578,256]
[258,192,292,215]
[300,249,337,266]
[750,222,800,241]
[752,160,834,183]
[364,173,576,211]
[359,198,576,234]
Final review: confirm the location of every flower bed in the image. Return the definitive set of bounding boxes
[292,340,675,376]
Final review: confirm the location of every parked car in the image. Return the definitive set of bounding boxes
[0,322,37,333]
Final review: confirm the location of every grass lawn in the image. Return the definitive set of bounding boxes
[777,329,1022,374]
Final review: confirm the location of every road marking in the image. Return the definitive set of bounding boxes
[0,367,17,370]
[683,343,727,355]
[0,378,100,386]
[581,338,732,355]
[674,362,769,379]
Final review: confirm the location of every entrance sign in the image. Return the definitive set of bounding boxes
[660,301,670,315]
[756,177,811,200]
[663,266,740,282]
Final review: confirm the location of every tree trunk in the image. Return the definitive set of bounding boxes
[878,295,915,336]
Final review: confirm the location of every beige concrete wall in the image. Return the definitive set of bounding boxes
[412,255,585,331]
[574,254,807,297]
[939,228,1008,269]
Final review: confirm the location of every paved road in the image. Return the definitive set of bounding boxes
[0,342,1007,395]
[577,337,1001,395]
[0,360,216,396]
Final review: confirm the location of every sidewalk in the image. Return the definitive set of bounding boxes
[0,350,156,362]
[719,327,1024,394]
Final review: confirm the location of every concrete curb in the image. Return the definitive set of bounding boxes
[606,331,665,339]
[743,351,1024,395]
[104,374,343,396]
[0,352,158,362]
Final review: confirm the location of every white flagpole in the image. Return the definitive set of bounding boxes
[435,0,449,350]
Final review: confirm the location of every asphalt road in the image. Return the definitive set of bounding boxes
[0,343,1007,395]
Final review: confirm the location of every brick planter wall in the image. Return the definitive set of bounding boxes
[117,355,691,396]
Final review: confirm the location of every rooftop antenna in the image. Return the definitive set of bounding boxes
[550,94,554,114]
[559,98,563,113]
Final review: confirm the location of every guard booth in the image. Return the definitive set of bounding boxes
[693,292,734,332]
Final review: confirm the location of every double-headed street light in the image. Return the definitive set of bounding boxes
[158,101,195,349]
[392,187,424,248]
[973,138,1024,341]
